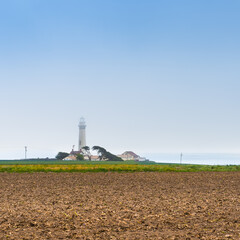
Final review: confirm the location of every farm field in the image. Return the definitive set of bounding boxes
[0,160,240,172]
[1,172,240,239]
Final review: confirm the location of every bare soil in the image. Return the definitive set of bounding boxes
[0,172,240,239]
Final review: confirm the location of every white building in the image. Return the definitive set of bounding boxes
[63,154,77,161]
[78,117,86,151]
[118,151,147,161]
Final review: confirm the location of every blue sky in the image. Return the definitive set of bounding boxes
[0,0,240,159]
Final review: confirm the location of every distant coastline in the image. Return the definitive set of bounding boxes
[145,153,240,165]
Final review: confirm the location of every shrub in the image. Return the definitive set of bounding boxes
[56,152,69,160]
[76,154,84,161]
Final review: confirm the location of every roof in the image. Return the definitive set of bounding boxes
[121,151,139,158]
[70,150,84,155]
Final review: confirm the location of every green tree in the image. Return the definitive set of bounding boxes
[92,146,107,161]
[106,153,123,161]
[82,146,90,152]
[76,154,84,161]
[82,146,91,160]
[92,146,123,161]
[56,152,69,160]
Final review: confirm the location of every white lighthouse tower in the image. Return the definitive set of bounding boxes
[78,117,86,151]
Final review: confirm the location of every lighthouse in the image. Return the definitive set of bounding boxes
[78,117,86,151]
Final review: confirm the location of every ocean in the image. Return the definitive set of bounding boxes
[144,153,240,165]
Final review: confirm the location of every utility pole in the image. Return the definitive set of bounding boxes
[24,146,27,159]
[180,152,183,164]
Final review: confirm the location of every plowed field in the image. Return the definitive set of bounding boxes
[1,172,240,239]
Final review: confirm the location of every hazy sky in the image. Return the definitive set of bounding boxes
[1,0,240,159]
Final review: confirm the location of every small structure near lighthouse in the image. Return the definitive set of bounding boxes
[78,117,86,151]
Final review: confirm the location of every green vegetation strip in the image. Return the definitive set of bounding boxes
[0,160,156,165]
[0,163,240,173]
